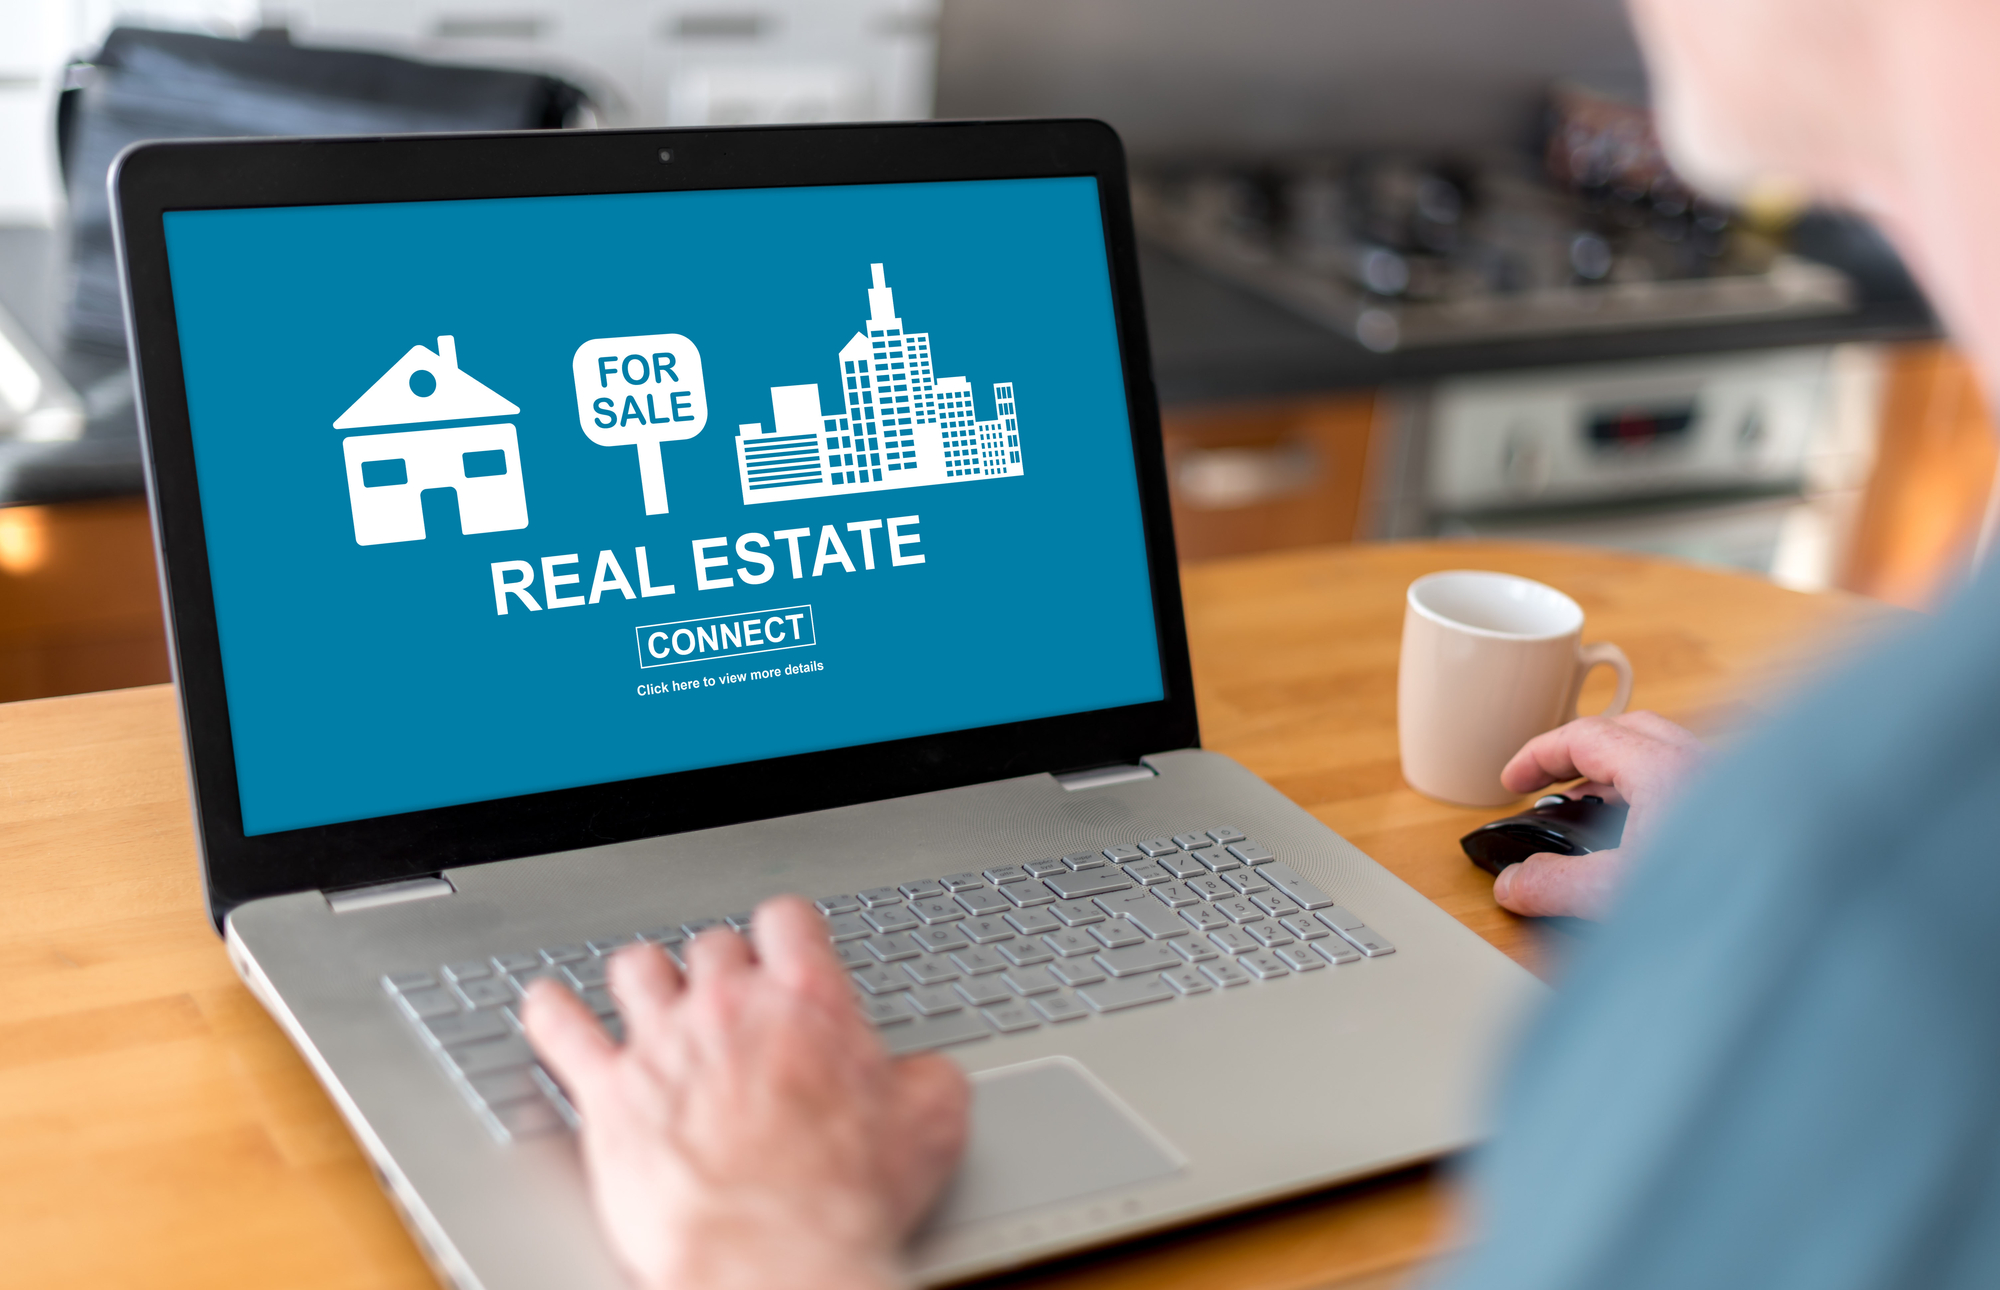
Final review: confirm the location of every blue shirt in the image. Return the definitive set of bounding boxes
[1438,565,2000,1290]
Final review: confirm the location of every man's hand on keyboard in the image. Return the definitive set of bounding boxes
[1494,711,1707,920]
[522,895,970,1290]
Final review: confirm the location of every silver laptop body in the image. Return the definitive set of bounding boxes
[114,119,1542,1288]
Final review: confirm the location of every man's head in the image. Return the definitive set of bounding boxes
[1625,0,1892,206]
[1626,0,2000,370]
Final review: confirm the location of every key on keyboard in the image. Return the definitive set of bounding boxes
[1223,869,1270,895]
[998,939,1054,967]
[1180,902,1230,932]
[1005,907,1061,935]
[1089,919,1146,949]
[955,888,1012,917]
[1260,862,1336,910]
[862,994,915,1025]
[955,976,1014,1008]
[949,946,1006,975]
[960,915,1015,943]
[1077,973,1176,1013]
[983,1001,1042,1032]
[887,1010,990,1053]
[1096,942,1182,976]
[1043,870,1133,900]
[1095,889,1189,939]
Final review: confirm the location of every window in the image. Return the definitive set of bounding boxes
[361,458,408,487]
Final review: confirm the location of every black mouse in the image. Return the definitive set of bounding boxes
[1461,793,1629,877]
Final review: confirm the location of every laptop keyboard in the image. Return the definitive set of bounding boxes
[380,826,1396,1143]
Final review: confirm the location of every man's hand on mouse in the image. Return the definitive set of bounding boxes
[1493,711,1707,920]
[522,895,970,1290]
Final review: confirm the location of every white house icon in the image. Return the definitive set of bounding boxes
[336,336,530,546]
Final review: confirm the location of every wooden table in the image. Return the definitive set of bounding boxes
[0,541,1893,1290]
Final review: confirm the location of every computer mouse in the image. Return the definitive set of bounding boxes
[1461,793,1629,877]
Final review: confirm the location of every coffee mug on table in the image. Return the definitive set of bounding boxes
[1398,570,1634,807]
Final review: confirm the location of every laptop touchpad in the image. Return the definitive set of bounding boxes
[923,1056,1184,1231]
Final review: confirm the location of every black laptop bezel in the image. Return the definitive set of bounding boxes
[112,119,1197,928]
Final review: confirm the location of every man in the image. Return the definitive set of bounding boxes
[526,0,2000,1284]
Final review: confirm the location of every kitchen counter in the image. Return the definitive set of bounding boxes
[1140,233,1939,407]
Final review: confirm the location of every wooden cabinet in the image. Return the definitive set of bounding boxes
[1840,343,1998,609]
[1160,390,1380,562]
[0,498,170,703]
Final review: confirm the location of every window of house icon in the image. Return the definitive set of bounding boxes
[408,368,438,397]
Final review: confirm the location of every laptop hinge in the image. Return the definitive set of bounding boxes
[1054,763,1157,791]
[325,875,455,914]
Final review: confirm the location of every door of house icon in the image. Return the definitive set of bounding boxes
[335,336,530,546]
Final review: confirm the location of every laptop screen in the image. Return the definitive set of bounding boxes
[161,176,1164,837]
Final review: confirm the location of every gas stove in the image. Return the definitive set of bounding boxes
[1132,93,1856,353]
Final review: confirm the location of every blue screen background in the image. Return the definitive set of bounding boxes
[162,177,1164,836]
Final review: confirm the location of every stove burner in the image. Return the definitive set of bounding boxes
[1133,148,1855,352]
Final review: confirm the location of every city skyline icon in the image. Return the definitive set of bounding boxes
[733,264,1022,505]
[337,336,529,545]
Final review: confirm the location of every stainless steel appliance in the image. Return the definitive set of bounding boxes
[1373,344,1884,589]
[1134,154,1853,354]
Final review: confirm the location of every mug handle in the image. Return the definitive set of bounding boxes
[1572,641,1634,718]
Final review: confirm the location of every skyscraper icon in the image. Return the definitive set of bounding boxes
[733,264,1023,504]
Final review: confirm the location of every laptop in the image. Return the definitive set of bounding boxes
[112,119,1542,1287]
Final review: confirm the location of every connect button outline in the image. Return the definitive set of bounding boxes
[635,605,816,669]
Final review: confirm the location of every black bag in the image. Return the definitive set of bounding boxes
[58,27,589,349]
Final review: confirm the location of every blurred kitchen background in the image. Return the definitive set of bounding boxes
[0,0,1991,702]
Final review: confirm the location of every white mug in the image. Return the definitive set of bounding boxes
[1397,570,1634,807]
